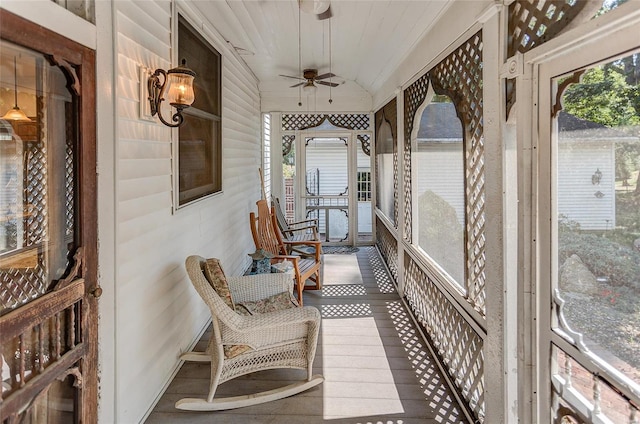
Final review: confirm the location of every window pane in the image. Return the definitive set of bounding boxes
[177,15,222,206]
[178,112,220,204]
[414,100,465,286]
[178,18,220,116]
[555,52,640,386]
[1,44,77,313]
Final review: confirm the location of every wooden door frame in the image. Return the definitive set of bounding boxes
[0,9,98,422]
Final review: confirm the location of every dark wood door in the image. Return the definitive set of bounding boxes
[0,10,98,423]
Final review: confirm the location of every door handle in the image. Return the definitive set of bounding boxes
[90,287,103,298]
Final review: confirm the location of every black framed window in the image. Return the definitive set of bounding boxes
[177,16,222,206]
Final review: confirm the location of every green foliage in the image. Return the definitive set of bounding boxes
[558,230,640,292]
[563,65,640,128]
[562,53,640,192]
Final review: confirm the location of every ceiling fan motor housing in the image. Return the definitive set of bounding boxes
[303,69,318,80]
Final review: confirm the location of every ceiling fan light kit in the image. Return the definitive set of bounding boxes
[303,81,317,94]
[298,0,330,15]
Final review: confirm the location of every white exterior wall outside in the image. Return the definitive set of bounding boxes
[557,142,615,230]
[414,142,465,225]
[304,139,372,234]
[112,1,261,422]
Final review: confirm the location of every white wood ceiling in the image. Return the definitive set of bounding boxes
[192,0,454,108]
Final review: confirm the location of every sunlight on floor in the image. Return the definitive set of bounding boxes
[321,316,404,420]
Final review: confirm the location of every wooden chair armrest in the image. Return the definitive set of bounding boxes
[283,240,322,260]
[288,218,318,227]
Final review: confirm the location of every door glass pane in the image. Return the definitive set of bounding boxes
[0,43,77,314]
[305,137,348,242]
[554,51,640,387]
[414,99,465,287]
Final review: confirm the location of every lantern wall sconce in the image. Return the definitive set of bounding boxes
[147,59,196,127]
[592,168,602,185]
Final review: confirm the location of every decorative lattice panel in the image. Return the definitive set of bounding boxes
[24,141,48,246]
[282,113,370,131]
[0,252,48,312]
[65,104,75,237]
[429,31,486,315]
[508,0,590,56]
[282,135,295,156]
[374,99,398,227]
[404,253,485,422]
[506,0,591,118]
[357,134,371,156]
[393,150,398,226]
[403,74,430,242]
[327,114,370,130]
[375,216,398,283]
[282,114,325,131]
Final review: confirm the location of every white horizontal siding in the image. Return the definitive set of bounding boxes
[414,143,465,224]
[113,2,261,422]
[306,140,349,196]
[557,143,615,230]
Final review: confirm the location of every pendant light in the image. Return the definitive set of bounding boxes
[2,57,31,122]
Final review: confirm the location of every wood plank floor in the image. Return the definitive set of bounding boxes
[145,247,468,424]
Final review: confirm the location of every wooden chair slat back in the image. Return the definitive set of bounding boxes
[250,200,286,256]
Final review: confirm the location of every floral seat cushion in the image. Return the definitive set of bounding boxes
[203,258,250,358]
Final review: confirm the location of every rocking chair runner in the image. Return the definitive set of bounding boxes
[250,199,322,306]
[176,255,323,411]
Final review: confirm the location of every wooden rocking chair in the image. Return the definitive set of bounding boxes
[250,199,322,306]
[272,197,322,254]
[176,255,323,411]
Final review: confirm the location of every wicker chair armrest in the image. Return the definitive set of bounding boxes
[228,273,294,304]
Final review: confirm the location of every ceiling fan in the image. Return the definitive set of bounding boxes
[279,69,341,92]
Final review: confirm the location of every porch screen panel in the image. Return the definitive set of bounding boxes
[374,99,397,226]
[428,31,486,314]
[548,53,640,422]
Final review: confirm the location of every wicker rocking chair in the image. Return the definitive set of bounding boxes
[176,255,323,411]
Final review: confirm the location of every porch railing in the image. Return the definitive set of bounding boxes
[304,195,348,243]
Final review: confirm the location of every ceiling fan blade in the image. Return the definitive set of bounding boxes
[316,5,332,20]
[280,74,305,80]
[315,72,337,80]
[290,82,305,88]
[316,80,340,87]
